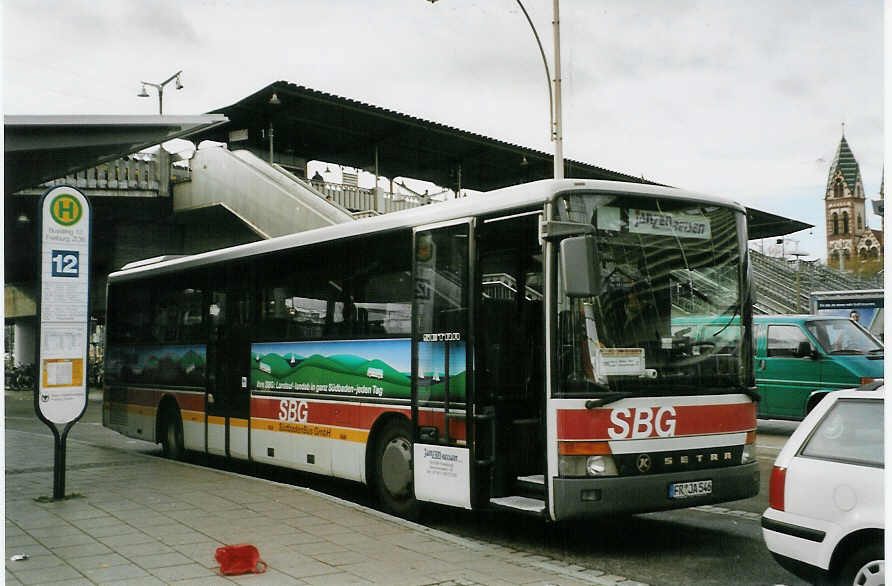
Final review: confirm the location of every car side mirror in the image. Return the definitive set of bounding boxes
[796,341,816,359]
[560,235,601,297]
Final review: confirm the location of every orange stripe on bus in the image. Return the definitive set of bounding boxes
[250,417,368,443]
[206,415,225,425]
[118,404,156,417]
[180,410,203,423]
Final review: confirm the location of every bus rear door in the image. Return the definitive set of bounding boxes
[207,277,253,459]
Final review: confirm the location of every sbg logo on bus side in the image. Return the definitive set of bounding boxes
[278,399,309,423]
[608,407,677,439]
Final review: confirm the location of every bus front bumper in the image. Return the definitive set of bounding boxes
[551,462,760,520]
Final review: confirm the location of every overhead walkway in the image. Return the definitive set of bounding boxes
[750,250,881,314]
[174,146,353,238]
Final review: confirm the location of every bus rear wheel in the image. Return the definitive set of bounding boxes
[161,407,185,461]
[374,419,420,519]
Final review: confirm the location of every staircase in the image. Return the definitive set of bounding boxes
[174,146,353,238]
[749,250,881,314]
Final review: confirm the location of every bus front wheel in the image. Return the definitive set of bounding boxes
[161,407,185,461]
[374,419,420,519]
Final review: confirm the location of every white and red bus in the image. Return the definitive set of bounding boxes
[103,179,759,520]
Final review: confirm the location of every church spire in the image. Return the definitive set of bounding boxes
[828,132,862,195]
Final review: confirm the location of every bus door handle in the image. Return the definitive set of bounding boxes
[418,426,438,443]
[758,359,766,371]
[472,407,496,467]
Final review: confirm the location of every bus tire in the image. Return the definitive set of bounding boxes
[160,406,185,461]
[373,418,420,520]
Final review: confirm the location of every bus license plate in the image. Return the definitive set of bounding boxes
[669,480,712,499]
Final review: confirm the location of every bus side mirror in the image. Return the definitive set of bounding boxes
[560,235,601,297]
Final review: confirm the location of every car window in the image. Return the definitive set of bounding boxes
[766,325,810,358]
[800,399,884,467]
[805,319,883,355]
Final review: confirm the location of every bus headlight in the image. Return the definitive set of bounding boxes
[558,455,617,477]
[558,441,617,477]
[586,455,617,476]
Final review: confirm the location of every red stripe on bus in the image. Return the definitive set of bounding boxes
[250,397,467,440]
[556,402,756,440]
[111,392,469,441]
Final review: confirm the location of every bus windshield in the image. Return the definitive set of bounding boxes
[556,192,746,398]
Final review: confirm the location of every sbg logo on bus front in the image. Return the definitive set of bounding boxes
[608,407,677,439]
[278,399,309,423]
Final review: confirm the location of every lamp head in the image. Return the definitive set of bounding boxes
[175,73,183,90]
[137,84,150,98]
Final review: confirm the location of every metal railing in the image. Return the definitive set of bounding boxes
[14,148,431,219]
[15,155,168,195]
[309,180,429,214]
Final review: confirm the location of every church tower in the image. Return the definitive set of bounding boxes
[824,130,881,267]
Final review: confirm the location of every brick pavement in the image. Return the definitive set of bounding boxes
[5,427,649,586]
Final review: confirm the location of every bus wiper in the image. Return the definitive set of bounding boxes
[585,392,636,408]
[712,303,740,338]
[869,348,884,354]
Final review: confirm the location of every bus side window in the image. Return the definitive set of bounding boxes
[108,281,153,344]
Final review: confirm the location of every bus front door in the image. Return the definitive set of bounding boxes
[412,221,474,509]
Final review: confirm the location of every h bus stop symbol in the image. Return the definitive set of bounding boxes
[50,194,83,226]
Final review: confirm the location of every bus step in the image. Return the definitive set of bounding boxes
[515,474,545,497]
[489,495,546,515]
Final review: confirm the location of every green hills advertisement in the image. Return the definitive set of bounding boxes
[250,339,465,401]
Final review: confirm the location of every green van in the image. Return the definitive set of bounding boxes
[753,315,884,420]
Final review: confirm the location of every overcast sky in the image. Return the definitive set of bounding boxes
[3,0,884,260]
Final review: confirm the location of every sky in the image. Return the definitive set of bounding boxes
[3,0,885,261]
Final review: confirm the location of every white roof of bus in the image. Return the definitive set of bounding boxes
[109,178,745,281]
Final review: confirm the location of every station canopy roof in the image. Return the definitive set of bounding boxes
[4,114,228,194]
[198,81,810,240]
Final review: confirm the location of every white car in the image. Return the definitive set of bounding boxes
[762,383,884,585]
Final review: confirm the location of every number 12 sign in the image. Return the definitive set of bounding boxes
[37,186,92,426]
[51,250,80,277]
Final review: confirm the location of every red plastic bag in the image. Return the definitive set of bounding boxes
[215,544,267,576]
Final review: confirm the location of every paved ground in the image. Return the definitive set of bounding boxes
[5,400,649,586]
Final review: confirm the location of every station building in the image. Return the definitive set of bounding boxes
[5,81,812,370]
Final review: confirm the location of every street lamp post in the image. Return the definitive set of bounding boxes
[551,0,563,179]
[137,70,184,115]
[513,0,563,179]
[791,251,808,313]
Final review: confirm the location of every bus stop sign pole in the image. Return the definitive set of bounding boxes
[34,185,92,500]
